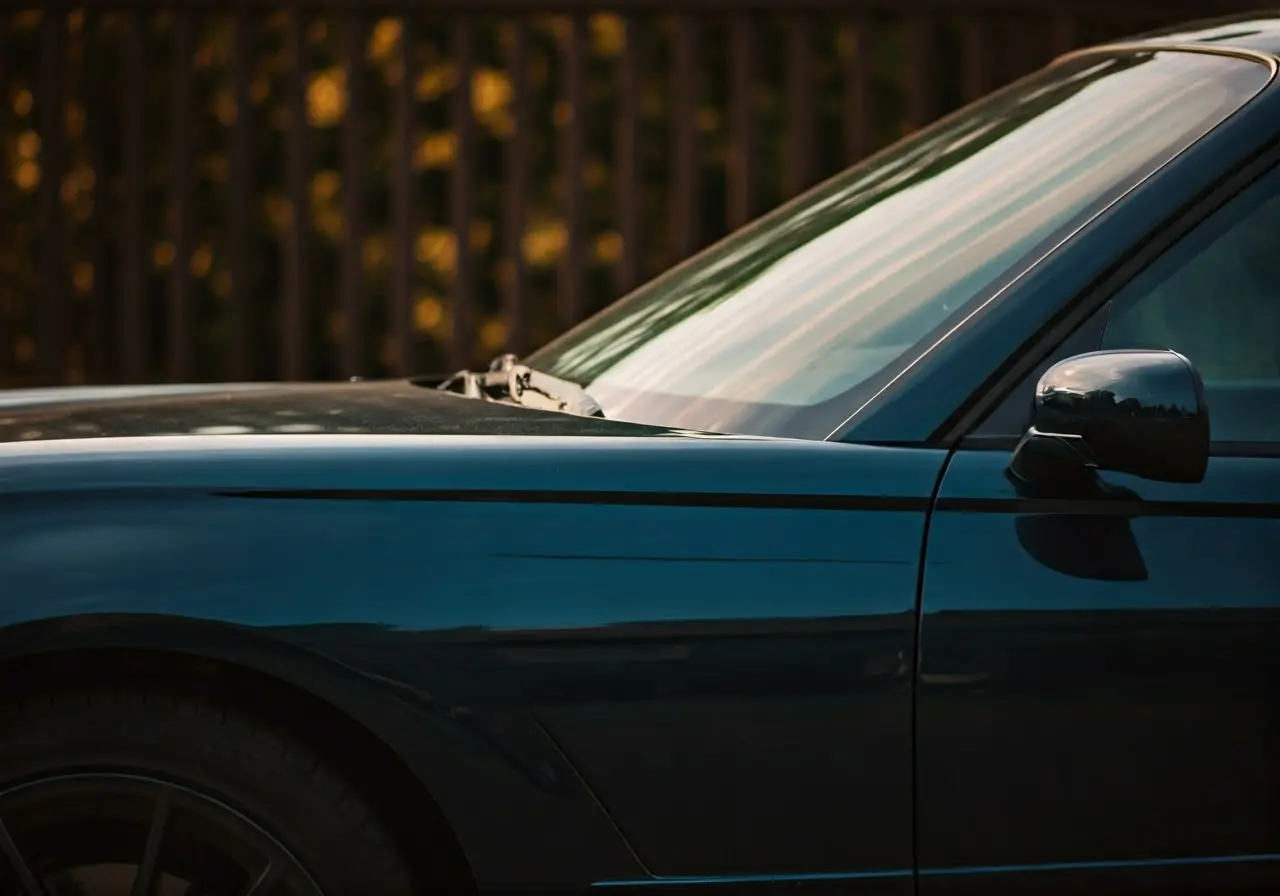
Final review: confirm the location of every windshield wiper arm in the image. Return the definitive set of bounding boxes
[437,353,605,418]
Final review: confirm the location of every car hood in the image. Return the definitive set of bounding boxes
[0,380,679,444]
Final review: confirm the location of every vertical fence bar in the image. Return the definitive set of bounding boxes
[960,17,994,105]
[450,16,476,367]
[390,13,416,376]
[340,10,366,377]
[85,11,112,382]
[613,14,640,298]
[228,11,252,381]
[841,16,872,165]
[727,14,757,230]
[558,14,586,328]
[504,19,532,353]
[37,6,67,384]
[0,14,9,383]
[168,11,194,382]
[1049,6,1078,57]
[1008,16,1040,78]
[118,10,146,383]
[670,14,698,263]
[283,7,310,380]
[785,15,815,197]
[905,15,936,132]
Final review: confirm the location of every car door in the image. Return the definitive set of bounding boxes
[917,160,1280,895]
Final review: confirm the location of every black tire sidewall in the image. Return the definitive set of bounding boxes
[0,691,418,895]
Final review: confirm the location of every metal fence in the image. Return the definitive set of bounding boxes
[0,0,1271,387]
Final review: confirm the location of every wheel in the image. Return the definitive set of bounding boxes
[0,690,420,895]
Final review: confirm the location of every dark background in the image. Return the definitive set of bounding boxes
[0,0,1270,388]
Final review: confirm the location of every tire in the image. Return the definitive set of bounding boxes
[0,689,420,895]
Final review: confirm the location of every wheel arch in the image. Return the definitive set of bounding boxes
[0,614,475,891]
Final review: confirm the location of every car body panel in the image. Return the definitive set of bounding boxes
[919,448,1280,895]
[0,431,944,890]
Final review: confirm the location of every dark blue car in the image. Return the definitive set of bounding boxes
[1,14,1278,896]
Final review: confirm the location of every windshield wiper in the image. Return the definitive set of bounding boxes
[437,353,605,418]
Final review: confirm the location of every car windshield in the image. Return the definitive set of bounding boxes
[523,50,1271,440]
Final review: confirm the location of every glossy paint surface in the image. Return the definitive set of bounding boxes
[2,19,1280,896]
[1013,349,1210,486]
[920,448,1280,895]
[0,429,942,892]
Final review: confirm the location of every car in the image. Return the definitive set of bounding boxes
[2,13,1279,896]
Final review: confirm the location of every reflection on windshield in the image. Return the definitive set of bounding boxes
[526,50,1271,440]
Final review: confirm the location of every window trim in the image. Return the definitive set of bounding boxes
[948,129,1280,458]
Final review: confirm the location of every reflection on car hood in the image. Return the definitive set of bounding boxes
[0,380,679,444]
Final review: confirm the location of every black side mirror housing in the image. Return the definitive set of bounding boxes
[1009,349,1209,487]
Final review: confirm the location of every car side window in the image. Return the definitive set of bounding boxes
[1099,164,1280,446]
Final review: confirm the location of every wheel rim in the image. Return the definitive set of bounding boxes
[0,773,324,896]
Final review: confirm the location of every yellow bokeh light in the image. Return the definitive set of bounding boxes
[471,68,511,118]
[414,132,456,170]
[522,221,567,266]
[190,246,213,277]
[16,131,40,160]
[369,19,401,62]
[363,234,389,269]
[553,100,572,128]
[590,14,624,55]
[594,231,622,264]
[153,242,176,268]
[264,195,291,232]
[14,162,40,192]
[307,69,347,127]
[486,109,514,139]
[480,317,508,351]
[13,89,33,117]
[415,229,456,276]
[414,295,444,331]
[72,262,93,292]
[311,170,340,202]
[470,220,493,250]
[251,77,270,105]
[212,269,232,298]
[215,91,237,126]
[316,208,344,240]
[416,65,456,101]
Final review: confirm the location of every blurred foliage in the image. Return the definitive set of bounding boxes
[0,6,1174,386]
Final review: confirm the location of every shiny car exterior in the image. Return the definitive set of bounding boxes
[1,15,1279,896]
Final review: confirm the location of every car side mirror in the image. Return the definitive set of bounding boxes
[1009,349,1209,487]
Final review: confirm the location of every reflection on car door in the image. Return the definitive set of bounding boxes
[917,161,1280,895]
